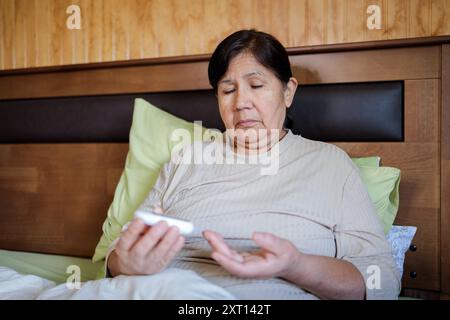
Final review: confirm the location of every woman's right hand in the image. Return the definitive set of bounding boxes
[107,207,185,276]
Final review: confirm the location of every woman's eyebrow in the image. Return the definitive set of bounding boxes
[218,71,266,85]
[244,71,265,78]
[218,78,233,85]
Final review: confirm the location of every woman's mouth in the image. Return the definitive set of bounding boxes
[236,120,259,128]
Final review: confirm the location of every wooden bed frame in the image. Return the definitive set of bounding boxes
[0,36,449,299]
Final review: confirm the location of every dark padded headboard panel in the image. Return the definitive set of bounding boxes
[287,81,403,141]
[0,81,403,143]
[0,91,221,143]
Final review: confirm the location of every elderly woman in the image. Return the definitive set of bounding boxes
[106,29,400,300]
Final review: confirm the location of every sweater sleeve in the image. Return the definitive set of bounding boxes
[103,152,180,278]
[334,166,401,300]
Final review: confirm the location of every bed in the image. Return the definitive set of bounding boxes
[0,36,449,299]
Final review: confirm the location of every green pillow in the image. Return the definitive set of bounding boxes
[0,249,103,284]
[92,98,208,265]
[350,156,401,234]
[355,165,401,234]
[93,99,400,271]
[352,156,380,167]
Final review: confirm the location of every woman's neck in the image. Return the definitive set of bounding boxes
[231,128,288,155]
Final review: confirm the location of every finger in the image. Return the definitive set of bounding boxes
[211,251,254,277]
[203,231,245,262]
[151,226,181,259]
[117,218,148,252]
[153,204,164,214]
[214,251,273,279]
[203,230,234,257]
[252,232,287,255]
[130,221,169,256]
[161,235,185,265]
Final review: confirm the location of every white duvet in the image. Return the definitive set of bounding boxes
[0,266,235,300]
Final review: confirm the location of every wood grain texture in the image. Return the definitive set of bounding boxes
[0,60,210,99]
[409,0,432,38]
[404,80,439,142]
[327,0,345,44]
[0,45,440,100]
[387,0,408,39]
[0,143,128,257]
[1,0,15,68]
[441,44,450,294]
[432,0,450,36]
[1,0,450,70]
[290,46,440,84]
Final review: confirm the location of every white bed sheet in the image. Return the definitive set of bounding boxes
[0,266,235,300]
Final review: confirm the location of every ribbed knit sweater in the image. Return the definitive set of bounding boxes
[115,130,401,299]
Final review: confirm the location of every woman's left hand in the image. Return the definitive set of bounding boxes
[203,230,303,279]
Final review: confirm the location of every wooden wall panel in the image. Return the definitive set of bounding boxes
[442,44,450,295]
[0,45,440,100]
[345,0,365,42]
[404,80,439,142]
[1,0,15,69]
[409,0,432,38]
[288,0,308,46]
[327,0,345,44]
[1,0,450,70]
[387,0,407,39]
[0,143,129,257]
[13,0,24,69]
[290,46,440,84]
[0,60,211,100]
[0,45,441,100]
[35,0,49,67]
[432,0,450,36]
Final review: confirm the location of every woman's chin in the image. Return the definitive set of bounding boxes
[234,124,265,133]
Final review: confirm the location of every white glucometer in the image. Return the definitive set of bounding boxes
[134,210,194,235]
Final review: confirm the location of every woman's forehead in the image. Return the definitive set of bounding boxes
[228,53,263,70]
[221,53,273,81]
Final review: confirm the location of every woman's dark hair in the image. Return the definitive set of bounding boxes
[208,29,292,92]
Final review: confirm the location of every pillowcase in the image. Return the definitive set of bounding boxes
[355,165,400,234]
[93,98,401,267]
[386,225,417,279]
[351,156,401,234]
[92,98,208,265]
[352,156,380,167]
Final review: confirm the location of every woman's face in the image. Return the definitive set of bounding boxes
[217,52,297,149]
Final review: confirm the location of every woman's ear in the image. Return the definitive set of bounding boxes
[284,77,298,108]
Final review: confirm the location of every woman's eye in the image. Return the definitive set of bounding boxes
[251,85,263,89]
[223,89,235,94]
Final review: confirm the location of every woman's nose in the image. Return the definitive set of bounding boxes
[234,89,252,110]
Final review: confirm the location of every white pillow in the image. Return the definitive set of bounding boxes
[386,225,417,278]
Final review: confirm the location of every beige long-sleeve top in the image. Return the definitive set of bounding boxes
[115,130,401,299]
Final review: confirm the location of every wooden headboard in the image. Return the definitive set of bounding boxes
[0,36,449,299]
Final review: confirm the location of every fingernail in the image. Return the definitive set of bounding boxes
[253,232,264,240]
[157,220,168,228]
